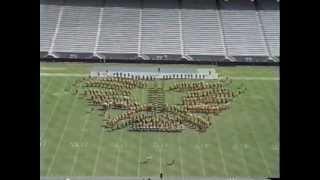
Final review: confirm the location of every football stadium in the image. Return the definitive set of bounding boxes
[40,0,279,179]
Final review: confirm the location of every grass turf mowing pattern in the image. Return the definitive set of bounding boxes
[40,64,279,178]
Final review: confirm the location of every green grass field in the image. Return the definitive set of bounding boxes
[40,63,279,178]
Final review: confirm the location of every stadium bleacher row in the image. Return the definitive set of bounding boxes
[40,0,279,63]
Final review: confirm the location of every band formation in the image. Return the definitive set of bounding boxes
[71,73,246,133]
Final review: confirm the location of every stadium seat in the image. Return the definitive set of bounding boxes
[219,0,268,56]
[181,0,225,56]
[40,4,60,52]
[40,0,279,62]
[257,0,280,57]
[141,0,181,55]
[53,5,100,53]
[97,0,140,54]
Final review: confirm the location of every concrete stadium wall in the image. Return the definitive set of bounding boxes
[40,57,279,66]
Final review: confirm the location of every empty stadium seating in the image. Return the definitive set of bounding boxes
[40,0,279,63]
[141,0,181,56]
[257,0,280,57]
[219,0,268,57]
[181,0,225,56]
[97,0,140,56]
[53,5,100,54]
[40,4,60,52]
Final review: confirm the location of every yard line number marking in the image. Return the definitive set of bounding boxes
[228,112,251,177]
[92,128,105,176]
[137,132,142,176]
[239,97,272,176]
[40,76,54,102]
[114,129,124,176]
[69,113,91,176]
[41,77,70,140]
[196,133,206,176]
[214,124,229,176]
[177,134,185,180]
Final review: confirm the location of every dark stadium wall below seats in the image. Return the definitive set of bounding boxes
[63,0,105,7]
[40,0,64,5]
[40,57,279,66]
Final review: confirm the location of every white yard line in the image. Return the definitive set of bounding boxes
[232,130,251,177]
[246,118,272,176]
[214,126,229,177]
[137,133,142,177]
[177,134,185,180]
[196,133,206,176]
[158,130,164,176]
[159,147,162,175]
[238,93,273,176]
[261,80,278,136]
[92,128,105,176]
[220,108,250,177]
[69,113,92,176]
[46,93,79,176]
[40,76,54,102]
[239,145,251,177]
[159,134,163,174]
[40,77,70,140]
[114,129,124,176]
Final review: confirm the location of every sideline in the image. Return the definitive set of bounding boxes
[41,67,66,70]
[40,73,279,80]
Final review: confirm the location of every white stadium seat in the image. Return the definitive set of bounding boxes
[40,0,279,61]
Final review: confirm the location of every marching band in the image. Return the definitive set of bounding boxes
[72,75,245,132]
